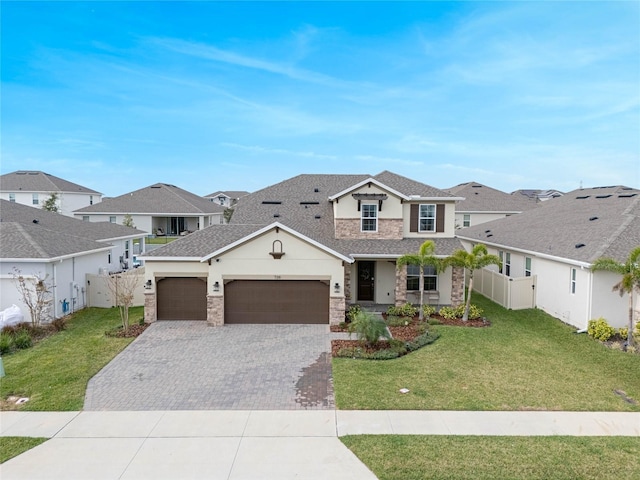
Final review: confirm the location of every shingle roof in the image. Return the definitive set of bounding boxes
[204,190,250,199]
[446,182,538,212]
[0,171,102,194]
[457,186,640,264]
[75,183,225,214]
[146,171,465,260]
[0,222,108,259]
[0,199,145,260]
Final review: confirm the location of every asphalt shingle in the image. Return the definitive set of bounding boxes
[0,170,101,194]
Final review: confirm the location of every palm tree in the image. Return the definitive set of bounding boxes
[445,244,501,321]
[591,246,640,347]
[397,240,443,320]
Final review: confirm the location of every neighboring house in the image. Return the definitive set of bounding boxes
[74,183,226,235]
[457,186,640,330]
[140,171,466,325]
[204,190,250,207]
[0,200,146,323]
[445,181,538,228]
[0,170,102,217]
[512,188,564,202]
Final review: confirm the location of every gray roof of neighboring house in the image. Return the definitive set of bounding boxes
[457,186,640,264]
[145,171,465,260]
[512,188,564,200]
[446,182,538,212]
[204,190,250,199]
[0,199,145,260]
[75,183,225,215]
[0,170,102,195]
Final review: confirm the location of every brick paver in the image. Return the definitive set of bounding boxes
[85,322,337,410]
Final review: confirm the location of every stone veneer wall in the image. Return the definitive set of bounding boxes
[207,295,224,326]
[144,292,156,323]
[451,266,465,307]
[330,296,345,325]
[394,266,407,306]
[344,265,351,302]
[335,218,403,240]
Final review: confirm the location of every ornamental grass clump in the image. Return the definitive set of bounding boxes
[348,311,391,347]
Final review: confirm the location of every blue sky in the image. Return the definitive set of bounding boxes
[2,1,639,197]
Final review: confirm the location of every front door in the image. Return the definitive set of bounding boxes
[357,261,375,301]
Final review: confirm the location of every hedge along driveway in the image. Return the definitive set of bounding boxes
[333,294,640,411]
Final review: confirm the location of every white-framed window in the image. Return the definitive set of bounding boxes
[109,216,116,223]
[361,204,377,232]
[125,240,130,259]
[108,251,112,264]
[82,216,90,222]
[9,193,15,202]
[525,257,532,277]
[498,251,504,274]
[419,204,436,232]
[32,193,39,205]
[570,268,577,294]
[463,214,470,227]
[505,252,511,277]
[406,265,438,291]
[89,195,94,205]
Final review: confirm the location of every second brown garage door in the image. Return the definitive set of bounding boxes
[224,280,329,324]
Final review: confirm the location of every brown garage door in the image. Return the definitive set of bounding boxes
[157,277,207,320]
[224,280,329,324]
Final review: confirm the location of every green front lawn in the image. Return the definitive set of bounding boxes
[0,307,140,411]
[333,294,640,411]
[0,437,48,463]
[341,435,640,480]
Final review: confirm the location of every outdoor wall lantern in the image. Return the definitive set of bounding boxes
[144,280,152,290]
[334,282,340,293]
[213,281,220,292]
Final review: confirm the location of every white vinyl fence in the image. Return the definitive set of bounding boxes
[86,268,145,308]
[473,269,536,310]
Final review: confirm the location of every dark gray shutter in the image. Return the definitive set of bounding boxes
[436,204,445,232]
[410,204,418,232]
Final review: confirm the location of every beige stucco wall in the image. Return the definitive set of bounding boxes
[402,202,457,238]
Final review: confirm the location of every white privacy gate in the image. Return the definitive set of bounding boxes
[86,269,145,308]
[473,269,536,310]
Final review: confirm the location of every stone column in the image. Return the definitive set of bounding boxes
[207,295,224,326]
[451,266,465,307]
[144,292,156,323]
[344,264,352,303]
[394,265,407,306]
[329,296,345,325]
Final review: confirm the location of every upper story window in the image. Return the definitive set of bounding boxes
[570,268,577,294]
[419,204,436,232]
[525,257,532,277]
[89,195,94,205]
[109,216,116,223]
[463,214,470,227]
[407,265,438,291]
[361,204,378,232]
[9,193,15,202]
[82,216,90,222]
[410,204,445,233]
[504,252,511,277]
[32,193,39,205]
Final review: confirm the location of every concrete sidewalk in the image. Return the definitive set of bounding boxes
[1,410,639,479]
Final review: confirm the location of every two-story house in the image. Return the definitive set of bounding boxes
[204,190,250,207]
[0,170,103,217]
[140,171,465,325]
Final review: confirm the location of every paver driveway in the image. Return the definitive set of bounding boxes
[84,322,336,410]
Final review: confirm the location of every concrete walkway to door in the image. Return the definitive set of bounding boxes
[85,322,337,411]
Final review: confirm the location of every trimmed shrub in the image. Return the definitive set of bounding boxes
[422,305,436,318]
[387,303,418,318]
[346,304,363,322]
[438,306,457,319]
[587,318,615,342]
[438,304,484,320]
[618,327,628,340]
[0,333,12,355]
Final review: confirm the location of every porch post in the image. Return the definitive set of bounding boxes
[451,266,465,307]
[395,265,407,306]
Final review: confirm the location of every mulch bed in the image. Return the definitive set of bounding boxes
[105,323,150,338]
[330,314,490,357]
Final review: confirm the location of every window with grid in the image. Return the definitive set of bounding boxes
[361,204,377,231]
[406,265,438,291]
[32,193,39,205]
[505,252,511,277]
[9,193,15,202]
[463,214,470,227]
[419,204,436,232]
[525,257,532,277]
[570,268,576,294]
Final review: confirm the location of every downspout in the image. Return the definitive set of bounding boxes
[52,261,59,319]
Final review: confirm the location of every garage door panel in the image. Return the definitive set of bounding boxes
[225,280,328,324]
[157,277,207,320]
